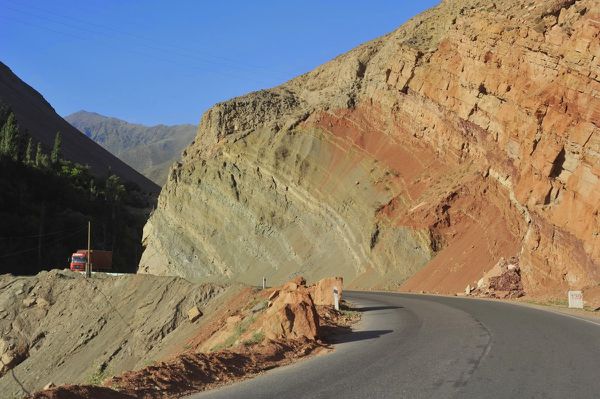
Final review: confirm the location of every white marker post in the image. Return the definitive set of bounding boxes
[262,277,266,290]
[333,286,340,311]
[568,291,584,309]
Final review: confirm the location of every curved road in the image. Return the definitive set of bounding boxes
[189,292,600,399]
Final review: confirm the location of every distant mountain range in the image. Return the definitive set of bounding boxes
[0,62,158,193]
[66,111,196,185]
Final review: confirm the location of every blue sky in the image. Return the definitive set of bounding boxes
[1,0,440,126]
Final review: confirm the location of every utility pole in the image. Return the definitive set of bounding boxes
[85,221,92,278]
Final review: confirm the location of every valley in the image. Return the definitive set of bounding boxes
[66,111,196,185]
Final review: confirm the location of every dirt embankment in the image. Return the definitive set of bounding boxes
[0,270,235,398]
[23,276,356,399]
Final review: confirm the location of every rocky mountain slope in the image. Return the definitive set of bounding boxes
[0,270,235,397]
[66,111,197,185]
[1,271,351,399]
[140,0,599,299]
[0,63,158,193]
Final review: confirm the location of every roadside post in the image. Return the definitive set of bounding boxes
[333,286,340,311]
[85,221,92,278]
[568,290,584,309]
[262,277,266,290]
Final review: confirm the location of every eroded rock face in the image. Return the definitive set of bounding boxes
[140,0,599,298]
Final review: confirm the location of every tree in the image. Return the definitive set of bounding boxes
[51,131,62,165]
[35,142,49,169]
[1,112,20,161]
[104,174,126,252]
[105,174,125,203]
[89,178,97,200]
[24,137,33,165]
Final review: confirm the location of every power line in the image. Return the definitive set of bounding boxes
[2,2,290,80]
[0,227,87,259]
[0,13,287,87]
[0,227,85,240]
[4,0,268,71]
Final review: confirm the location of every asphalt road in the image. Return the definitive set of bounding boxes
[189,292,600,399]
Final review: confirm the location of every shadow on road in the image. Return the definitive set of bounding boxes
[330,329,393,344]
[358,305,402,312]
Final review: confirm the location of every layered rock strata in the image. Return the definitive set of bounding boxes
[140,0,599,297]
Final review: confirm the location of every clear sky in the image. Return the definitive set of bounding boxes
[1,0,440,126]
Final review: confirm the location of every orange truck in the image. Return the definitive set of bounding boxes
[69,250,112,272]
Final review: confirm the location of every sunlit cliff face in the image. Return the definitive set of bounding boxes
[140,0,600,298]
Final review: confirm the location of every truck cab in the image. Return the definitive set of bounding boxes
[69,253,87,271]
[69,250,112,272]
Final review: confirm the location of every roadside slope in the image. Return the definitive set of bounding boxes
[0,270,234,397]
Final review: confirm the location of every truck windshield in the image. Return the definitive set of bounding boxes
[72,256,87,263]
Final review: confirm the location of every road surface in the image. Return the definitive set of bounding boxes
[188,292,600,399]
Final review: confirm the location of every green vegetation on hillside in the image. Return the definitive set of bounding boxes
[65,110,196,185]
[0,103,150,275]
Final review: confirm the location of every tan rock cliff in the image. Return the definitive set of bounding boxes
[140,0,599,298]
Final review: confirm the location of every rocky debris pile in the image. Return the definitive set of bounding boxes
[29,276,357,399]
[29,385,133,399]
[467,257,525,299]
[261,276,320,340]
[0,270,231,397]
[31,339,322,399]
[308,277,343,306]
[200,276,333,351]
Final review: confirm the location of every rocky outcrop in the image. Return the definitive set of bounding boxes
[140,0,599,298]
[262,279,320,340]
[309,277,344,306]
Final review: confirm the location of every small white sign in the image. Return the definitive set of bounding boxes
[333,286,340,311]
[568,291,584,309]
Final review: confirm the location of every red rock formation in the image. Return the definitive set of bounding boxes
[309,277,344,306]
[263,278,320,341]
[141,0,599,300]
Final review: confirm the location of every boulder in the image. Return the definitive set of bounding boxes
[309,277,344,306]
[250,300,267,313]
[23,297,36,307]
[0,344,27,376]
[36,297,50,308]
[187,306,202,322]
[262,280,319,340]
